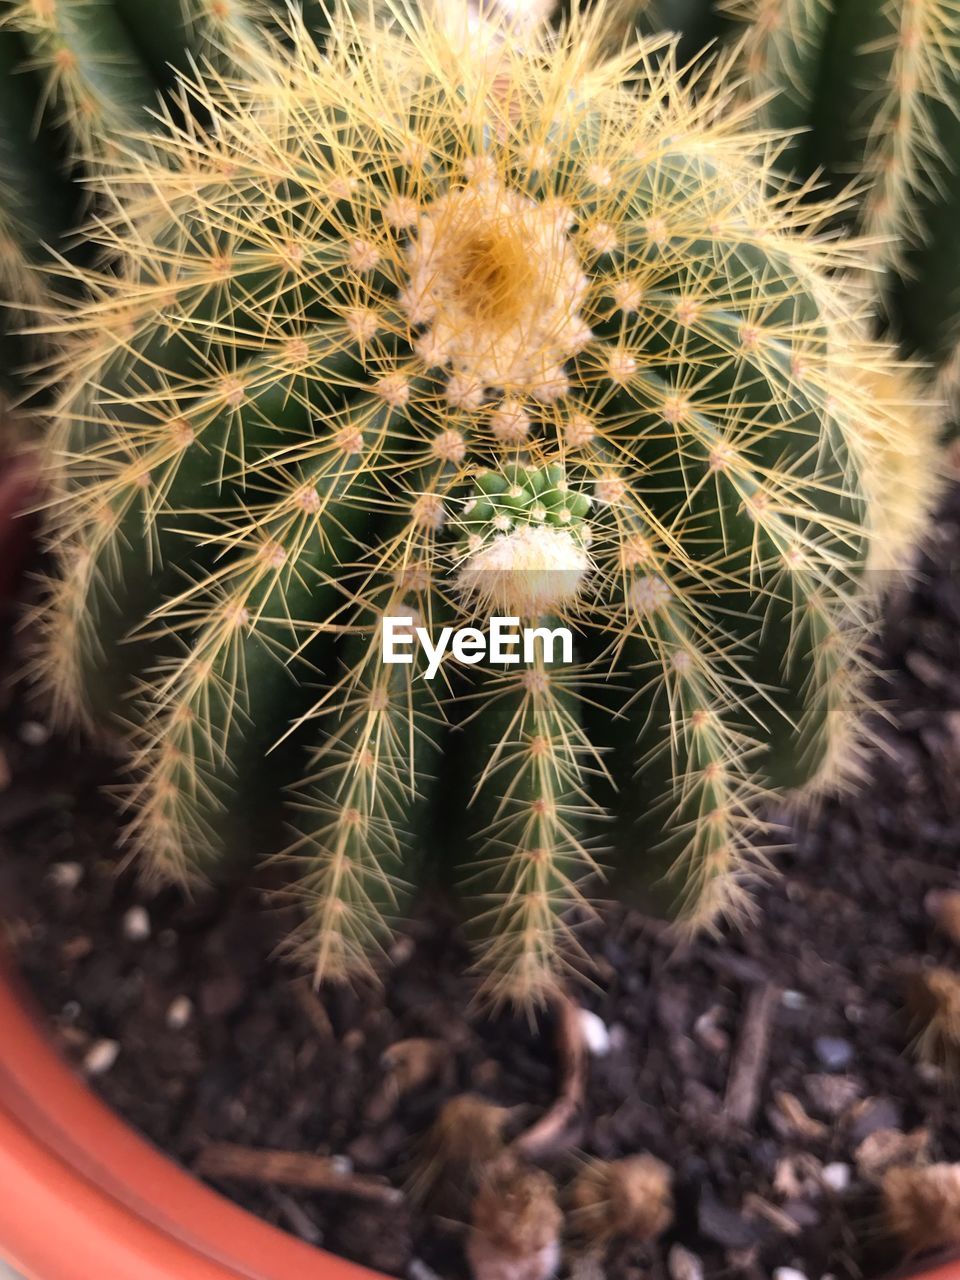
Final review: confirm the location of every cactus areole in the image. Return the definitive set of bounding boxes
[36,1,939,1009]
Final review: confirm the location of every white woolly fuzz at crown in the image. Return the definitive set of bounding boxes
[456,524,591,616]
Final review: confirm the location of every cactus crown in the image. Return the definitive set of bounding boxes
[455,464,593,616]
[34,0,939,1008]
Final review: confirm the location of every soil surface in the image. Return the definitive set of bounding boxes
[3,488,960,1280]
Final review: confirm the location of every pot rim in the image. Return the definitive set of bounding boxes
[0,962,384,1280]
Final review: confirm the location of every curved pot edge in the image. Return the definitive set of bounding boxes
[0,962,384,1280]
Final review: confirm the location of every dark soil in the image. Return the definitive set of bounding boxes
[3,487,960,1280]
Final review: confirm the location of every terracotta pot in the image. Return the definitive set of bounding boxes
[0,965,382,1280]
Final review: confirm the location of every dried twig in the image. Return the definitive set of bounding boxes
[196,1143,403,1206]
[743,1192,802,1238]
[513,991,586,1158]
[723,983,780,1127]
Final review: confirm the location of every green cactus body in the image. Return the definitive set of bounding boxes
[1,0,162,162]
[721,0,960,376]
[0,30,70,245]
[0,0,273,298]
[37,3,939,1008]
[0,27,72,390]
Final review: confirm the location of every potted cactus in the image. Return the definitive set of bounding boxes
[1,2,959,1278]
[29,0,942,1001]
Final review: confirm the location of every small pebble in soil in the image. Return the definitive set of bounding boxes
[774,1153,826,1202]
[855,1127,930,1182]
[18,720,50,747]
[696,1186,760,1249]
[49,861,83,890]
[166,995,194,1029]
[578,1008,612,1056]
[693,1005,729,1055]
[408,1261,443,1280]
[83,1038,121,1076]
[122,905,151,941]
[773,1268,809,1280]
[821,1164,851,1194]
[803,1074,862,1118]
[915,1061,945,1085]
[781,990,807,1010]
[267,1189,322,1244]
[813,1037,854,1071]
[847,1097,902,1145]
[668,1244,705,1280]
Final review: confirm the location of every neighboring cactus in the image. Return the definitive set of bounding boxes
[0,0,276,430]
[34,1,940,1009]
[0,0,266,165]
[717,0,960,384]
